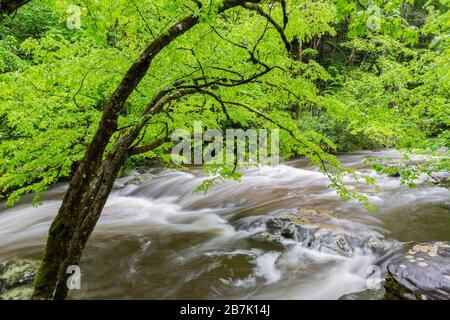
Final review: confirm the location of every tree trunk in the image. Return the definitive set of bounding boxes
[53,154,126,299]
[52,127,141,299]
[32,123,143,300]
[0,0,30,21]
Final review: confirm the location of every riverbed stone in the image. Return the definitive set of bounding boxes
[124,174,150,186]
[384,241,450,300]
[430,172,450,188]
[338,287,385,300]
[250,210,321,244]
[266,216,299,241]
[304,228,355,256]
[0,259,38,300]
[250,209,390,257]
[250,231,285,244]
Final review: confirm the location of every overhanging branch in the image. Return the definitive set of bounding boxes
[241,2,292,53]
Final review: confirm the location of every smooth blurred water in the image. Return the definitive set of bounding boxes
[0,150,448,299]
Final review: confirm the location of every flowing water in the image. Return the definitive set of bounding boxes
[0,150,449,299]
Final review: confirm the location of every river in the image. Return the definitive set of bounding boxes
[0,150,449,299]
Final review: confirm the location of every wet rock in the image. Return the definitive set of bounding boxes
[0,259,38,300]
[267,216,299,241]
[441,201,450,210]
[124,174,150,186]
[303,228,355,257]
[266,209,336,236]
[250,209,390,257]
[135,164,164,175]
[250,231,285,244]
[297,226,388,257]
[339,287,385,300]
[384,241,450,300]
[249,210,312,244]
[430,172,450,188]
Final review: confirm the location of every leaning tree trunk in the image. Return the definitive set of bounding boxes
[31,120,121,299]
[52,127,142,299]
[32,114,145,299]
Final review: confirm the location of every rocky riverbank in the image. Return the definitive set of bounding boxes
[0,259,38,300]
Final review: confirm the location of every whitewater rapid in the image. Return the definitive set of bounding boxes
[0,150,448,299]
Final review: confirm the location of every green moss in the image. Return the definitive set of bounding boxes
[383,272,408,300]
[0,285,33,300]
[0,259,38,300]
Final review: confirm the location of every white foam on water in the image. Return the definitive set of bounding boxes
[248,244,377,300]
[253,251,282,284]
[98,196,235,236]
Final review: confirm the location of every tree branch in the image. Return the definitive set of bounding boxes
[128,137,166,156]
[241,2,292,53]
[0,0,30,22]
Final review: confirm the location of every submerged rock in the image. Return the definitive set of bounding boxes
[124,174,151,186]
[250,231,285,244]
[430,172,450,189]
[250,209,333,245]
[134,159,164,174]
[441,201,450,210]
[384,241,450,300]
[250,209,391,257]
[0,259,38,300]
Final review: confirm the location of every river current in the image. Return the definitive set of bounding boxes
[0,150,448,299]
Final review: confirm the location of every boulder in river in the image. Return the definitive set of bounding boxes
[250,209,391,257]
[384,241,450,300]
[250,231,285,244]
[430,171,450,189]
[0,259,38,300]
[124,174,150,186]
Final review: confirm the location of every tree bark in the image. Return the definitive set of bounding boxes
[0,0,30,21]
[53,131,137,299]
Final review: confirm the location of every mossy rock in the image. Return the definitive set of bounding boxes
[384,241,450,300]
[0,259,39,300]
[339,287,385,300]
[250,231,285,244]
[0,285,34,300]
